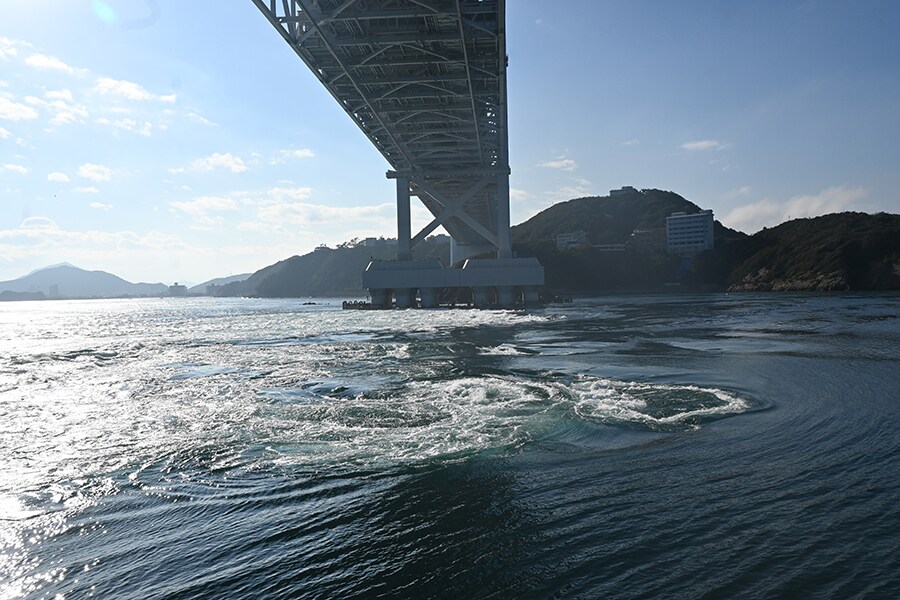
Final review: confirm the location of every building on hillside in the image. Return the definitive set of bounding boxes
[363,237,394,247]
[556,230,590,250]
[628,228,666,254]
[610,186,638,197]
[666,210,715,255]
[169,282,187,296]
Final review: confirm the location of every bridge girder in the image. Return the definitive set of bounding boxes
[251,0,512,258]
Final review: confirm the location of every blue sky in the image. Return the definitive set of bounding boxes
[1,0,898,284]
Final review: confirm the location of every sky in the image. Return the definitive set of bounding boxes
[1,0,898,284]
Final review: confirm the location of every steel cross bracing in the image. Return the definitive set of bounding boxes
[251,0,512,260]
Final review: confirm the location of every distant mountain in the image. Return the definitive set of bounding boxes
[0,265,169,298]
[188,273,252,295]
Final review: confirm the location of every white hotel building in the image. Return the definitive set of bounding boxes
[666,210,715,255]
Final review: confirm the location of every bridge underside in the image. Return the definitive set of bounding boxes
[252,0,544,305]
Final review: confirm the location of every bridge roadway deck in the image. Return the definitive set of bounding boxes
[252,0,511,257]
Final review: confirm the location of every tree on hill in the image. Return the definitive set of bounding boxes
[726,212,900,291]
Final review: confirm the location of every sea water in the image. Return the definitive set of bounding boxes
[1,293,898,598]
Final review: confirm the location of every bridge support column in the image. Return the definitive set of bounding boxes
[419,288,439,308]
[496,172,512,259]
[473,287,491,307]
[370,288,390,308]
[394,288,415,309]
[497,286,515,308]
[397,177,411,261]
[523,287,540,306]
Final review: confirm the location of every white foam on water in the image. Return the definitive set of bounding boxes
[478,344,529,356]
[259,375,558,467]
[252,373,751,468]
[569,376,750,429]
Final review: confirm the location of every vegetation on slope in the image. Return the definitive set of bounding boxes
[512,188,745,291]
[512,188,743,252]
[726,212,900,291]
[217,237,450,297]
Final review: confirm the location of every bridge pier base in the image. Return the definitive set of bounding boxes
[394,288,415,309]
[370,288,390,308]
[419,287,439,308]
[497,286,516,308]
[363,258,544,310]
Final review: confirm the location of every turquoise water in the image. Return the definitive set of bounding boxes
[1,294,898,598]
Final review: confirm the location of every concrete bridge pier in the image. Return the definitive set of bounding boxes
[472,287,491,307]
[497,286,516,308]
[419,288,439,308]
[394,288,416,309]
[370,288,390,308]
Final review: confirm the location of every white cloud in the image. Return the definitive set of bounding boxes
[264,186,314,201]
[2,163,29,175]
[0,39,20,60]
[726,185,753,199]
[260,202,394,227]
[18,216,59,230]
[0,127,10,139]
[77,163,112,182]
[721,185,868,233]
[510,188,529,201]
[270,148,316,164]
[26,94,89,126]
[45,89,73,101]
[24,54,83,75]
[75,186,100,193]
[622,139,641,147]
[89,202,112,210]
[681,140,728,152]
[0,96,40,121]
[96,117,153,137]
[186,112,216,126]
[169,152,247,174]
[93,77,176,103]
[47,172,70,183]
[170,196,238,225]
[538,157,577,171]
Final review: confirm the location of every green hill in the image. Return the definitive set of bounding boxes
[511,188,744,291]
[512,188,744,251]
[725,212,900,291]
[217,236,450,297]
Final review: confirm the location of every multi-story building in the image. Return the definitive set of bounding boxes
[666,210,715,255]
[556,230,590,250]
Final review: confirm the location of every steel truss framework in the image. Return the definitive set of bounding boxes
[251,0,512,261]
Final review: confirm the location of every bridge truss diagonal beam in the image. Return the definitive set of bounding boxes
[251,0,512,258]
